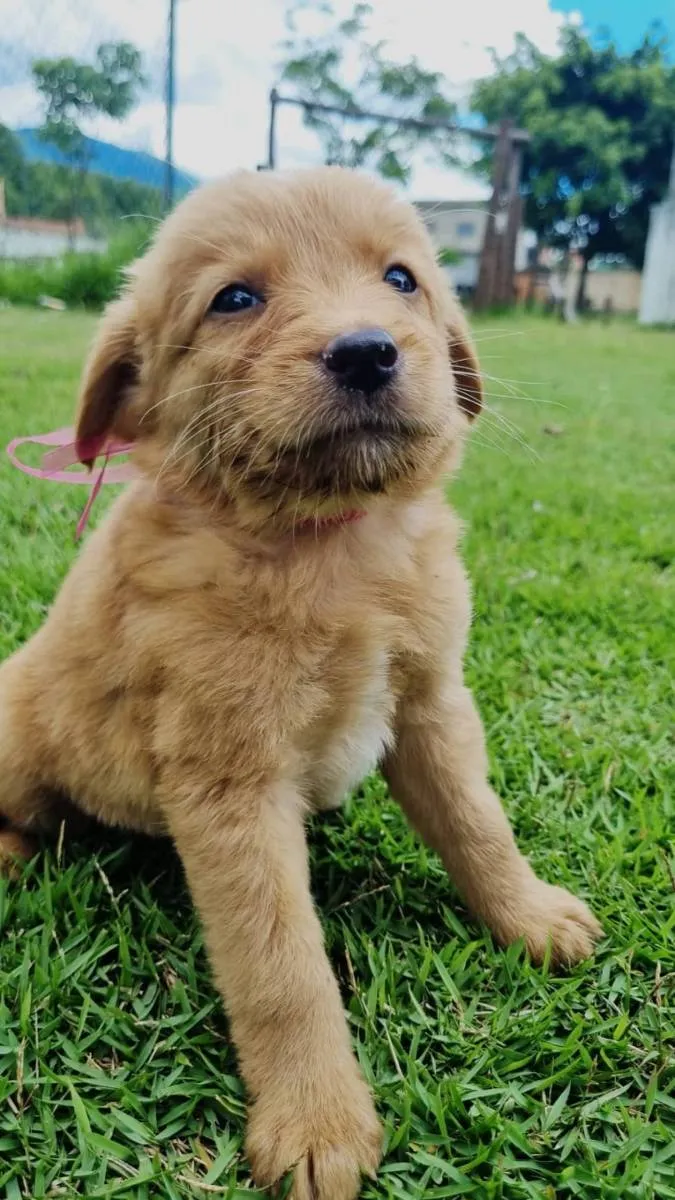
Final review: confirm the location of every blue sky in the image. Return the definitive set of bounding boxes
[557,0,674,50]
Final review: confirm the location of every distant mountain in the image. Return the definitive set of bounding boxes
[14,129,198,196]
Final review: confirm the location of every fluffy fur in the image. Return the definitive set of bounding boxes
[0,168,601,1199]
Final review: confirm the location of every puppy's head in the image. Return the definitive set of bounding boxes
[76,168,482,529]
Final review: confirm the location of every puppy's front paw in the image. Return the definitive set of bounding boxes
[247,1061,382,1199]
[502,877,603,966]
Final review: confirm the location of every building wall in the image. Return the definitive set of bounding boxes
[418,203,486,256]
[0,225,106,259]
[415,200,535,292]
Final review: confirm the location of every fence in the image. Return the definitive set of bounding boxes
[266,91,529,308]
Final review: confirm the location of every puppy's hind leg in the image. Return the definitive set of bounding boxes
[0,657,58,873]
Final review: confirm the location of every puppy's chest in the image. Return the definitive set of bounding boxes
[303,643,398,811]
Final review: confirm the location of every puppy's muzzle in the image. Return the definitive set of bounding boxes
[322,328,399,397]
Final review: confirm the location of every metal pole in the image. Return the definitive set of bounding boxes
[271,92,530,145]
[164,0,176,211]
[267,88,278,169]
[263,91,529,173]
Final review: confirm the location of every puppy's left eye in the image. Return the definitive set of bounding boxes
[384,265,417,294]
[209,284,264,315]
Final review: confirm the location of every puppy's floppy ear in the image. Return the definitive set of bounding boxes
[448,305,483,421]
[75,294,141,465]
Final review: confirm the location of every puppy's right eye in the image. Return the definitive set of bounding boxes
[209,284,263,315]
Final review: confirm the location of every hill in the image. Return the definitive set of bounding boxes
[15,129,197,196]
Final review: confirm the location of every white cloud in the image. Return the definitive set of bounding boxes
[0,0,573,199]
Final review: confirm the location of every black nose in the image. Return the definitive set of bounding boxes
[322,328,399,395]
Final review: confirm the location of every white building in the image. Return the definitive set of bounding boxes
[639,143,675,325]
[415,198,537,293]
[0,179,106,259]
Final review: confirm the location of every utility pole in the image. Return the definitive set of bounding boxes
[500,139,524,306]
[266,88,278,170]
[474,120,514,311]
[164,0,176,211]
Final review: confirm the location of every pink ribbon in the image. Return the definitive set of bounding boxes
[7,429,369,542]
[6,427,135,540]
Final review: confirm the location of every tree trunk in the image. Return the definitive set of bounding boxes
[525,239,540,309]
[576,254,591,313]
[66,153,88,251]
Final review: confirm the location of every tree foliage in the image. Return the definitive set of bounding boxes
[279,2,457,181]
[33,42,145,159]
[471,26,675,268]
[31,42,146,231]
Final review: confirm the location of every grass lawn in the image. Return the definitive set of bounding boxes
[0,307,673,1199]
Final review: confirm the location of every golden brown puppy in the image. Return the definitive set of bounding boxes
[0,168,601,1199]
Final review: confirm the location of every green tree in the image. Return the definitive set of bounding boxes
[32,42,145,240]
[278,2,457,182]
[0,125,26,214]
[471,26,675,303]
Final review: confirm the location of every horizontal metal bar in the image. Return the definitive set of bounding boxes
[271,90,530,145]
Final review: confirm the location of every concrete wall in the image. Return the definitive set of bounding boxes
[586,269,642,314]
[0,225,106,259]
[515,266,642,314]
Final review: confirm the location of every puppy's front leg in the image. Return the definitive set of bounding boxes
[384,680,602,965]
[167,779,382,1199]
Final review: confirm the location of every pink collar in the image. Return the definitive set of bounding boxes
[6,427,367,540]
[293,510,366,534]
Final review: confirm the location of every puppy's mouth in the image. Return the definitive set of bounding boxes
[301,412,421,452]
[243,410,435,502]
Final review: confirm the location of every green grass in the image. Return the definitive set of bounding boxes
[0,308,673,1199]
[0,222,153,311]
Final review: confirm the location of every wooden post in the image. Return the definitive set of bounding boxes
[474,120,513,311]
[499,140,524,306]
